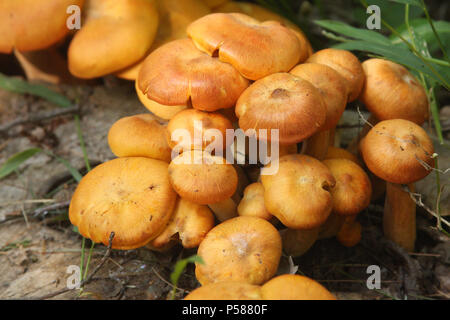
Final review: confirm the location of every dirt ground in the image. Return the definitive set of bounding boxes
[0,79,449,300]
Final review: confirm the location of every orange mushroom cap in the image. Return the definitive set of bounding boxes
[69,157,177,250]
[185,281,262,300]
[166,108,233,152]
[0,0,85,53]
[168,150,238,205]
[307,48,364,102]
[324,146,362,166]
[138,39,249,112]
[261,154,335,229]
[235,73,326,144]
[360,119,434,184]
[187,13,302,80]
[260,274,337,300]
[237,182,272,221]
[323,158,372,216]
[68,0,159,78]
[213,1,312,62]
[290,63,348,131]
[107,114,172,162]
[360,59,429,124]
[151,198,215,249]
[195,216,282,285]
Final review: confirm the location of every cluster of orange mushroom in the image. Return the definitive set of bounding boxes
[3,0,435,300]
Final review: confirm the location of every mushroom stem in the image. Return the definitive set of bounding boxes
[328,128,336,147]
[281,227,319,257]
[301,130,330,160]
[384,182,416,252]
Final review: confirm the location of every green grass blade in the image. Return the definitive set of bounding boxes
[169,255,204,299]
[0,73,72,108]
[0,148,42,180]
[389,0,421,7]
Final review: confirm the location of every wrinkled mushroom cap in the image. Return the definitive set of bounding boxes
[307,48,364,102]
[166,108,233,152]
[261,154,335,229]
[116,0,211,80]
[323,159,372,216]
[214,1,312,62]
[151,198,215,248]
[0,0,85,53]
[108,114,172,162]
[69,157,177,249]
[260,274,336,300]
[135,79,188,120]
[168,150,238,204]
[236,73,326,144]
[360,119,434,184]
[360,59,429,124]
[195,216,282,285]
[290,63,347,131]
[187,13,301,80]
[237,182,272,221]
[68,0,159,78]
[138,39,249,112]
[185,281,262,300]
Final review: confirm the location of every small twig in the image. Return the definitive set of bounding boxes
[31,232,115,300]
[0,105,79,136]
[32,200,70,217]
[151,267,189,294]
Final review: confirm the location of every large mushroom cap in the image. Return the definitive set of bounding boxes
[290,63,348,131]
[307,48,364,102]
[360,119,434,184]
[235,73,326,144]
[135,79,188,120]
[168,150,238,204]
[107,114,172,162]
[260,274,336,300]
[195,216,282,285]
[360,59,429,124]
[323,159,372,216]
[69,157,177,250]
[166,108,233,152]
[151,198,215,248]
[0,0,85,53]
[185,281,262,300]
[261,154,336,229]
[68,0,159,78]
[116,0,211,80]
[214,1,312,62]
[187,13,302,80]
[138,39,249,112]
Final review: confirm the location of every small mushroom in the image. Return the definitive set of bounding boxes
[307,48,364,102]
[150,198,215,249]
[187,13,302,80]
[184,281,262,300]
[107,114,172,162]
[195,216,282,285]
[360,58,429,125]
[68,0,159,78]
[236,73,326,144]
[261,154,335,229]
[69,157,177,249]
[360,119,434,251]
[137,38,249,112]
[166,108,233,152]
[168,150,238,205]
[237,182,272,221]
[260,274,336,300]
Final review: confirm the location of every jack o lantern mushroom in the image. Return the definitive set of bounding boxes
[68,0,159,78]
[187,13,302,80]
[137,39,249,113]
[360,119,434,251]
[69,157,177,250]
[195,216,282,285]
